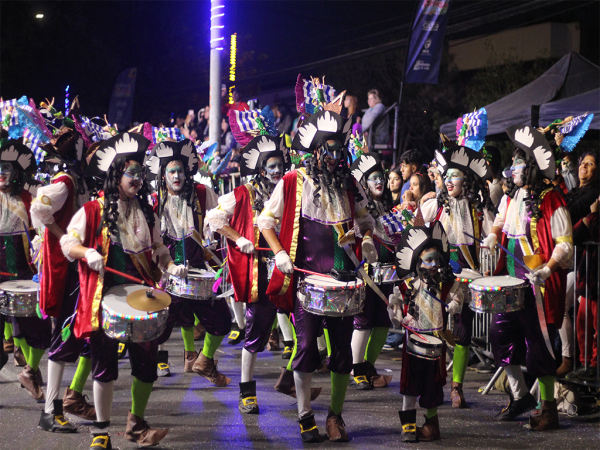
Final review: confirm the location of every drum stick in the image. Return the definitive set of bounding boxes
[464,232,532,273]
[424,289,449,308]
[293,267,334,279]
[82,258,147,285]
[373,235,394,253]
[0,272,17,277]
[255,247,272,252]
[401,324,427,341]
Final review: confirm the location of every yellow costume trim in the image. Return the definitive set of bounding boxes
[300,423,317,433]
[555,235,572,244]
[278,169,304,296]
[157,363,170,370]
[243,183,260,303]
[40,195,51,206]
[261,209,275,219]
[530,187,553,255]
[354,375,369,384]
[69,229,82,241]
[92,199,108,332]
[242,396,258,406]
[90,435,109,448]
[402,424,417,433]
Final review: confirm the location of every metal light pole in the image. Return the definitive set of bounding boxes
[209,0,225,145]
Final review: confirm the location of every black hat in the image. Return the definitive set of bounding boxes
[86,132,150,179]
[506,125,555,180]
[395,221,448,279]
[240,135,290,177]
[145,139,199,181]
[434,145,492,182]
[350,153,382,184]
[291,110,352,152]
[0,139,37,174]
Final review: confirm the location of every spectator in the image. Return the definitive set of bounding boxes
[275,102,294,136]
[197,106,210,140]
[220,117,233,156]
[343,95,360,120]
[396,169,432,213]
[361,89,389,145]
[222,87,249,116]
[485,145,503,207]
[388,167,403,206]
[565,151,599,225]
[398,149,422,197]
[561,153,579,192]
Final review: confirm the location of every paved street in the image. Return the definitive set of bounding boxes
[1,332,598,450]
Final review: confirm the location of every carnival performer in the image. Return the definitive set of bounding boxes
[145,139,231,384]
[60,132,186,448]
[349,150,393,389]
[420,144,494,408]
[484,126,572,431]
[32,127,97,432]
[0,140,50,403]
[258,107,377,442]
[393,220,463,442]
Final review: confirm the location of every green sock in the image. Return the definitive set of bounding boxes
[28,347,45,371]
[181,327,195,352]
[286,325,297,371]
[3,322,13,341]
[330,372,350,416]
[426,407,438,419]
[323,329,332,356]
[364,327,389,365]
[14,337,30,361]
[202,333,225,358]
[131,377,153,417]
[69,356,92,393]
[194,315,200,326]
[271,317,278,330]
[452,344,470,383]
[538,375,555,402]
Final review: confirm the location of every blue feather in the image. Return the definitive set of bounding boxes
[260,106,277,137]
[560,113,594,152]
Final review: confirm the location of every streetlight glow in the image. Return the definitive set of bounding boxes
[36,14,44,19]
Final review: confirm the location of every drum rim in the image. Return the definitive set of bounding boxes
[408,333,443,347]
[0,280,39,292]
[302,275,364,289]
[469,275,527,290]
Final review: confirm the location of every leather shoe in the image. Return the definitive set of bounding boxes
[494,393,537,421]
[125,411,169,447]
[326,408,349,442]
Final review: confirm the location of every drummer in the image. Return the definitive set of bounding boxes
[0,140,51,402]
[31,127,96,432]
[483,126,572,431]
[206,106,296,414]
[393,221,463,442]
[145,138,231,384]
[421,144,495,408]
[60,132,186,449]
[258,107,377,442]
[349,150,394,389]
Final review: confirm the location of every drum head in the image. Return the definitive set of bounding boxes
[471,275,524,288]
[454,269,482,281]
[409,333,442,347]
[188,269,216,279]
[103,285,155,317]
[304,275,364,288]
[0,280,39,292]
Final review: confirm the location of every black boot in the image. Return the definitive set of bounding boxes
[398,409,417,442]
[238,380,259,415]
[353,362,373,390]
[157,350,171,377]
[494,393,537,421]
[228,327,246,345]
[298,412,321,443]
[90,421,112,449]
[117,342,127,360]
[282,340,294,360]
[38,400,77,433]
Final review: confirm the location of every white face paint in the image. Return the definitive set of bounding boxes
[511,157,527,187]
[444,168,464,198]
[419,247,440,276]
[0,162,14,191]
[164,160,186,194]
[119,160,143,199]
[264,156,283,185]
[367,170,384,198]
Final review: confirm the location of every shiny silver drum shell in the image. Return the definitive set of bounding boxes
[101,284,169,343]
[298,275,365,317]
[0,280,39,317]
[164,269,215,300]
[454,268,482,304]
[469,275,527,313]
[263,257,276,281]
[371,263,398,285]
[406,333,444,360]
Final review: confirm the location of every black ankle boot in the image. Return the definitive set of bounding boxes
[238,380,259,414]
[38,400,77,433]
[90,421,112,449]
[157,350,170,377]
[299,412,321,443]
[398,409,417,442]
[353,362,373,390]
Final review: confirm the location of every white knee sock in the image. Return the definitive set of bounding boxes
[351,329,370,364]
[278,313,294,342]
[241,349,257,383]
[402,395,417,411]
[93,380,114,423]
[231,300,246,329]
[293,370,313,417]
[503,365,528,400]
[560,271,575,358]
[317,334,327,352]
[45,360,65,414]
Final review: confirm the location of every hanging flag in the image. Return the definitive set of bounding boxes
[108,68,137,131]
[404,0,452,85]
[23,129,46,163]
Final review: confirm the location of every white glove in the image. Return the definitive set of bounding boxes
[235,236,255,254]
[31,235,42,258]
[389,285,403,306]
[361,236,378,264]
[402,313,418,329]
[275,250,294,274]
[529,265,551,286]
[84,248,104,273]
[168,264,189,278]
[482,233,497,254]
[446,299,461,315]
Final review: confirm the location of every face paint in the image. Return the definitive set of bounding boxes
[164,160,185,193]
[119,161,143,199]
[322,140,342,173]
[444,168,464,197]
[419,248,440,275]
[511,158,526,186]
[0,162,13,190]
[367,170,384,198]
[264,156,283,185]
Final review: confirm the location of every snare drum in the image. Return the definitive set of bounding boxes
[469,275,527,313]
[101,285,169,342]
[454,268,482,304]
[298,275,365,317]
[164,269,215,300]
[0,280,39,317]
[371,263,398,285]
[406,333,444,360]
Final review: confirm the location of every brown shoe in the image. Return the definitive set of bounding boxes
[372,374,393,388]
[273,367,322,400]
[266,329,280,351]
[13,346,26,366]
[194,323,206,341]
[326,408,349,442]
[556,357,573,378]
[416,414,440,441]
[184,351,198,373]
[191,352,231,386]
[4,337,14,353]
[529,400,559,431]
[63,387,96,421]
[125,411,169,447]
[450,381,468,408]
[18,364,45,401]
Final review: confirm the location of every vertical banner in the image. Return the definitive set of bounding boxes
[108,68,137,131]
[404,0,451,84]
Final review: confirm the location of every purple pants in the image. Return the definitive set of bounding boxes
[353,284,392,330]
[452,303,474,347]
[90,329,158,384]
[11,315,52,349]
[400,343,445,409]
[489,287,556,379]
[244,294,277,353]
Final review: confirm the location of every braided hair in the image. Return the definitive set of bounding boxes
[506,148,544,219]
